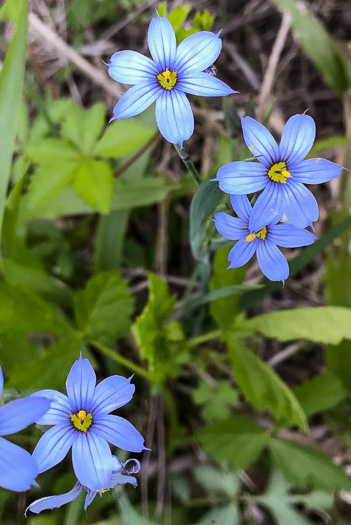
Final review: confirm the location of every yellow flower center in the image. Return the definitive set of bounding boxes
[246,227,267,242]
[70,410,92,432]
[157,68,177,90]
[268,161,291,183]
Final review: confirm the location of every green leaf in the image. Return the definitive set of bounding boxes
[73,160,113,213]
[202,505,240,525]
[271,0,351,97]
[117,491,160,525]
[269,438,351,491]
[5,335,83,390]
[26,138,81,163]
[93,119,155,158]
[168,5,191,33]
[197,415,270,471]
[308,135,349,158]
[190,177,222,261]
[94,210,129,272]
[62,102,105,154]
[74,270,134,344]
[210,247,246,330]
[293,371,347,417]
[227,335,307,430]
[0,279,73,336]
[194,464,240,496]
[111,176,171,211]
[239,306,351,344]
[0,0,28,243]
[193,9,215,31]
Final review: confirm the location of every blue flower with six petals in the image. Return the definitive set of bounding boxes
[108,14,235,146]
[26,456,140,515]
[214,194,317,282]
[31,355,146,492]
[214,114,344,231]
[0,366,50,491]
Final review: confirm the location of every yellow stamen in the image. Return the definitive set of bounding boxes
[157,68,177,90]
[71,410,92,432]
[249,145,254,151]
[246,227,267,242]
[268,161,291,183]
[246,233,256,242]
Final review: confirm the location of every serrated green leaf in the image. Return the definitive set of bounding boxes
[168,5,191,34]
[269,438,351,491]
[0,0,28,244]
[197,415,270,471]
[93,119,155,158]
[239,306,351,344]
[227,335,307,430]
[5,335,83,390]
[193,9,214,31]
[293,371,346,416]
[73,160,113,213]
[74,270,134,344]
[26,138,81,163]
[271,0,351,97]
[62,102,105,154]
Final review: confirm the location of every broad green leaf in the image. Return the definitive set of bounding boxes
[111,176,171,211]
[0,334,40,372]
[308,135,349,158]
[26,138,81,163]
[0,0,28,243]
[194,464,240,496]
[193,380,239,422]
[202,505,240,525]
[61,102,105,154]
[94,210,129,272]
[210,247,246,330]
[269,438,351,491]
[74,270,134,344]
[6,335,83,390]
[93,120,155,158]
[190,176,222,261]
[239,306,351,344]
[0,279,73,336]
[193,9,215,31]
[227,335,307,430]
[168,5,191,33]
[117,490,160,525]
[293,371,346,417]
[73,160,114,213]
[271,0,351,97]
[197,415,270,471]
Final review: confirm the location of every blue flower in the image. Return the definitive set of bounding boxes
[26,456,140,515]
[108,14,236,146]
[214,194,317,282]
[0,366,50,491]
[31,355,146,492]
[214,114,345,230]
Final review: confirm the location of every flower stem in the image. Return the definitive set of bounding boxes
[88,339,150,381]
[174,144,202,186]
[186,329,221,348]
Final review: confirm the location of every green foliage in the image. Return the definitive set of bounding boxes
[240,306,351,344]
[132,274,186,384]
[271,0,351,97]
[197,415,270,471]
[193,379,239,422]
[74,270,135,344]
[293,371,347,416]
[227,336,307,430]
[269,439,351,491]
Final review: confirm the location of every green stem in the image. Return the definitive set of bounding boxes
[187,329,221,348]
[174,144,202,186]
[88,339,150,381]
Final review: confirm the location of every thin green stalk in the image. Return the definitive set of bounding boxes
[187,329,221,348]
[89,339,150,381]
[174,144,202,186]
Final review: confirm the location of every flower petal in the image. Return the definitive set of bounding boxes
[0,367,3,399]
[147,15,177,71]
[107,457,139,488]
[84,489,98,513]
[108,50,158,85]
[249,181,284,232]
[155,90,194,146]
[91,376,135,417]
[26,483,83,515]
[242,117,279,167]
[33,424,76,473]
[256,240,289,282]
[111,82,161,120]
[268,224,317,248]
[0,437,38,491]
[177,72,235,97]
[279,114,316,164]
[289,158,344,184]
[230,194,252,222]
[175,31,222,74]
[92,414,145,452]
[72,431,113,491]
[0,397,51,436]
[227,237,258,268]
[282,181,319,228]
[31,389,71,426]
[214,161,268,194]
[214,212,248,240]
[66,355,96,413]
